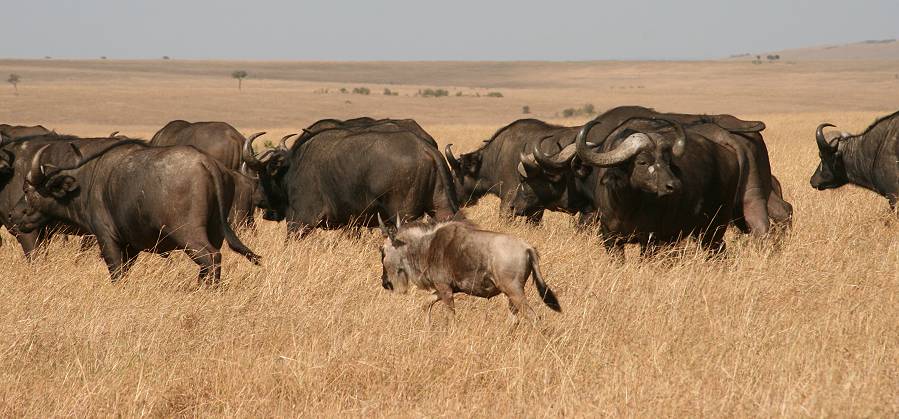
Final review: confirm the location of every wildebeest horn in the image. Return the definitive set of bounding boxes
[816,123,838,151]
[576,119,653,168]
[444,144,461,173]
[279,133,297,151]
[26,144,52,186]
[377,213,397,241]
[241,132,267,170]
[395,213,402,229]
[533,143,577,169]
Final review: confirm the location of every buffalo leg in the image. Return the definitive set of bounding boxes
[97,236,130,282]
[184,243,221,286]
[525,209,544,225]
[286,221,312,240]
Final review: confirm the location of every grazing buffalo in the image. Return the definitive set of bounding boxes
[224,162,265,227]
[811,112,899,213]
[241,119,459,238]
[296,117,438,149]
[149,120,251,171]
[0,124,51,139]
[8,139,261,282]
[514,106,792,257]
[443,119,580,222]
[378,216,561,323]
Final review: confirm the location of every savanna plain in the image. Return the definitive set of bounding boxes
[0,59,896,417]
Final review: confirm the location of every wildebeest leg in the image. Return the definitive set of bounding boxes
[501,281,535,327]
[434,283,455,317]
[422,293,442,324]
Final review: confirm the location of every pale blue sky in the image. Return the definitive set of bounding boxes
[3,0,897,60]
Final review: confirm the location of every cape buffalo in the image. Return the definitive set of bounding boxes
[242,119,459,237]
[0,133,92,258]
[8,139,261,283]
[513,107,792,238]
[377,216,561,323]
[443,119,580,223]
[811,112,899,213]
[149,120,250,171]
[0,124,51,139]
[512,106,792,258]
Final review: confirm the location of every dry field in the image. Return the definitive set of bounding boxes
[0,59,897,417]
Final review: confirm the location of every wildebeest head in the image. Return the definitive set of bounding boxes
[241,132,296,221]
[444,144,484,204]
[809,123,849,190]
[377,213,415,293]
[575,117,686,197]
[9,143,82,233]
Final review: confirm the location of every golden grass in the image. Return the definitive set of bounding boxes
[0,60,896,417]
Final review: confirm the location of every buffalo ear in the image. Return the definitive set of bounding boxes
[572,159,592,178]
[45,175,79,198]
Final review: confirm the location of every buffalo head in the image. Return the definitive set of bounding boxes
[241,132,296,221]
[575,117,686,197]
[444,144,484,205]
[9,144,82,234]
[512,144,589,217]
[809,123,849,190]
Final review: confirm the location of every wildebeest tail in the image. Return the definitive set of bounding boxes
[527,248,561,312]
[204,161,262,265]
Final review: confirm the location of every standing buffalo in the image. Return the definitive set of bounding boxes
[8,139,261,282]
[149,120,250,171]
[241,118,459,237]
[811,112,899,213]
[443,119,580,223]
[150,120,264,225]
[378,216,561,323]
[513,106,792,257]
[0,133,92,257]
[0,124,51,139]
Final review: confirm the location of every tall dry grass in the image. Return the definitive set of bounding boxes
[0,61,896,417]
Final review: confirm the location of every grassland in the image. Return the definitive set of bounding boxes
[0,59,896,417]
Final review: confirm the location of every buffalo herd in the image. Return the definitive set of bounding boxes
[1,107,896,317]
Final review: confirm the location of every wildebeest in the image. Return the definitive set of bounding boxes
[810,112,899,213]
[0,124,51,139]
[149,120,251,171]
[514,106,793,236]
[443,119,580,223]
[241,118,459,237]
[512,106,792,257]
[8,139,261,282]
[377,215,561,323]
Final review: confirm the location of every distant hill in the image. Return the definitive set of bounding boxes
[728,39,899,61]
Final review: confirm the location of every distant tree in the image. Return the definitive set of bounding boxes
[522,105,530,114]
[352,87,370,95]
[231,70,248,90]
[340,87,348,94]
[162,56,171,60]
[44,56,52,60]
[383,88,393,96]
[7,74,20,95]
[100,56,107,60]
[486,91,504,98]
[583,103,595,114]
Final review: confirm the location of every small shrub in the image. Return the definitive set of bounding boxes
[486,91,503,98]
[383,88,396,96]
[100,56,107,60]
[340,88,348,94]
[522,105,530,114]
[455,91,463,97]
[562,108,576,118]
[560,104,597,118]
[352,87,370,95]
[421,88,449,98]
[162,56,170,60]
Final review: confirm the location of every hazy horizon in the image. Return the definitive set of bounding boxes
[2,1,898,61]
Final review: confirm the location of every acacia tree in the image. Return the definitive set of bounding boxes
[7,74,20,95]
[231,70,248,90]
